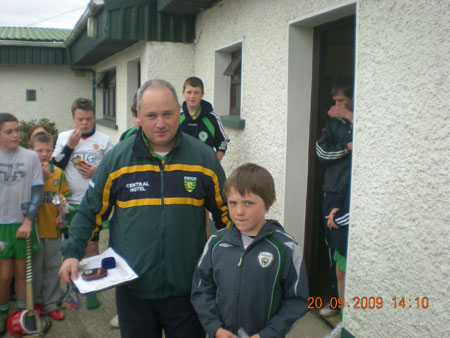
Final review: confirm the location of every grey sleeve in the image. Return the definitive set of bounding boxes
[25,184,44,222]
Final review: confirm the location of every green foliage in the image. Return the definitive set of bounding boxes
[19,118,59,148]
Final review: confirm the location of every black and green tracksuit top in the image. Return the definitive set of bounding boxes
[61,130,231,300]
[191,221,309,338]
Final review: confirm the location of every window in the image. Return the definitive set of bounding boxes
[97,69,116,121]
[224,50,241,115]
[214,43,244,126]
[26,89,36,101]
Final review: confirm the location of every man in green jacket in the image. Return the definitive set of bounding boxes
[59,79,230,338]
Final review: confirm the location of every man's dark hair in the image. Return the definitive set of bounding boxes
[331,77,354,99]
[183,76,204,93]
[0,112,18,129]
[71,98,95,116]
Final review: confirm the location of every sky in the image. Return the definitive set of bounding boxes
[0,0,91,30]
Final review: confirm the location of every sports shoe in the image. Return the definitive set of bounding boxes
[319,303,340,317]
[47,309,65,321]
[110,314,119,328]
[86,294,100,310]
[324,322,343,338]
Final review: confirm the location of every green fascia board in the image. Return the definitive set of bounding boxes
[158,0,218,15]
[0,45,67,65]
[70,1,196,66]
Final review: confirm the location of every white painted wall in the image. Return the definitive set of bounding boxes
[0,64,91,132]
[94,41,194,144]
[344,0,450,337]
[193,0,342,244]
[194,0,450,337]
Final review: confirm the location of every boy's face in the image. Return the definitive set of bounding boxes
[332,90,353,111]
[73,108,95,134]
[227,188,267,237]
[0,121,20,153]
[33,141,53,163]
[182,85,204,111]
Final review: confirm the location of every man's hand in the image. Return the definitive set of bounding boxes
[77,162,96,179]
[67,128,81,149]
[16,217,32,239]
[216,151,225,162]
[326,208,340,229]
[59,258,80,284]
[215,327,235,338]
[328,106,353,122]
[347,142,353,151]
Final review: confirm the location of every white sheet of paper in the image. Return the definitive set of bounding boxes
[72,247,138,295]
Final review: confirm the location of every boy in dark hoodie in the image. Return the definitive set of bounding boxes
[192,163,308,338]
[180,76,229,161]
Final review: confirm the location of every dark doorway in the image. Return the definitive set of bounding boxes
[303,16,355,299]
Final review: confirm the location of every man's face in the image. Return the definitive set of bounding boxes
[73,109,95,134]
[138,86,180,152]
[182,85,204,111]
[0,121,20,153]
[332,90,353,111]
[33,141,53,163]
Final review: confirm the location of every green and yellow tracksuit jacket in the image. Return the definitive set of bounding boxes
[61,129,230,299]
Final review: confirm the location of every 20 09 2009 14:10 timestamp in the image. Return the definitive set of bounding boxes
[307,296,430,310]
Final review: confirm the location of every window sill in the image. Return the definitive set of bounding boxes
[96,119,118,130]
[221,115,245,129]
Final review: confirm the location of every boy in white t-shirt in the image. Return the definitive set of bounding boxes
[52,98,114,309]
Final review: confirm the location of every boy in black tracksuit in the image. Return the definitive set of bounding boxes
[180,76,229,162]
[315,78,353,316]
[192,163,308,338]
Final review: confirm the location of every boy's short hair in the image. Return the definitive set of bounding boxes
[223,163,276,210]
[331,77,354,99]
[71,98,95,116]
[183,76,204,93]
[0,112,18,129]
[30,131,54,149]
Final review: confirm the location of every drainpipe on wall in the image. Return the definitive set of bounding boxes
[65,48,96,106]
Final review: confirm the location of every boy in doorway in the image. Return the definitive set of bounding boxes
[180,76,229,161]
[315,77,353,317]
[31,131,71,320]
[191,163,308,338]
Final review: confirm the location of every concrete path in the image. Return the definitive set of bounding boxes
[5,230,331,337]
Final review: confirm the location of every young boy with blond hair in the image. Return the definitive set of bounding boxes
[31,132,71,321]
[191,163,308,338]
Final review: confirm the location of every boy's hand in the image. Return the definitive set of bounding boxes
[328,105,352,121]
[16,218,32,239]
[326,208,340,229]
[67,128,81,149]
[76,162,96,179]
[215,327,235,338]
[41,161,50,179]
[250,335,261,338]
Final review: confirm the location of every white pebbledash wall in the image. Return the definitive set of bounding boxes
[0,64,91,132]
[345,0,450,337]
[94,41,194,144]
[193,0,450,337]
